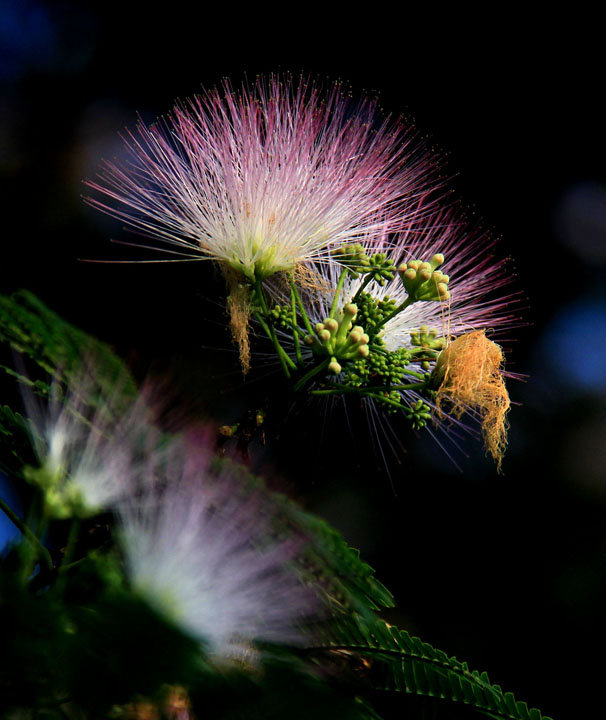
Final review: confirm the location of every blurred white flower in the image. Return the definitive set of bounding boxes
[118,431,318,663]
[23,370,153,518]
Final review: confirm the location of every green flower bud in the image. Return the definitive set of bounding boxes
[328,358,342,374]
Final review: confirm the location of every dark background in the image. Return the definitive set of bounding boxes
[1,3,605,718]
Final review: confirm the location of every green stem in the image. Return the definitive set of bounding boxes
[61,518,80,569]
[56,517,81,596]
[365,392,407,411]
[293,357,331,392]
[290,283,303,366]
[289,275,314,335]
[311,381,427,397]
[399,369,427,380]
[0,495,53,573]
[381,295,415,325]
[253,281,297,376]
[351,273,374,304]
[329,268,349,319]
[253,312,293,378]
[58,556,87,574]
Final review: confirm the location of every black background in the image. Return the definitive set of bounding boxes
[2,4,606,718]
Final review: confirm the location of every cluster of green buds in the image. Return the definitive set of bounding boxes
[331,244,396,284]
[269,304,294,329]
[410,326,446,370]
[344,347,413,389]
[331,244,370,278]
[403,399,433,429]
[355,293,398,342]
[305,303,370,374]
[364,252,397,285]
[410,325,447,351]
[398,254,450,302]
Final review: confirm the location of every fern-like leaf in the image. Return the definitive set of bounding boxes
[0,290,136,417]
[210,458,394,618]
[309,615,553,720]
[0,405,36,477]
[0,290,136,404]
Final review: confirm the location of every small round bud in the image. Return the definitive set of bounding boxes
[408,260,420,270]
[328,359,342,374]
[219,424,237,437]
[441,274,450,283]
[360,333,369,344]
[315,323,325,333]
[343,303,358,317]
[319,329,331,342]
[349,330,362,344]
[432,253,445,266]
[437,283,450,300]
[419,269,431,281]
[398,263,408,274]
[358,345,370,358]
[404,268,417,281]
[325,318,338,332]
[304,335,315,345]
[432,270,443,282]
[419,261,431,272]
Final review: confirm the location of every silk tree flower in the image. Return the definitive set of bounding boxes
[117,432,318,664]
[85,75,437,282]
[303,209,519,350]
[23,373,154,518]
[267,208,519,466]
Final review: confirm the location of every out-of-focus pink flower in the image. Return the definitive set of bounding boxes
[86,75,437,281]
[117,431,318,663]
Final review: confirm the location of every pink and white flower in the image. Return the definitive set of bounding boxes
[86,75,437,280]
[304,209,520,350]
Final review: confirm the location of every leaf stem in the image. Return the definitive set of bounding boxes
[304,643,505,708]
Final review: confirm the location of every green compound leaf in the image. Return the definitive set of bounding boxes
[0,405,36,477]
[0,290,136,412]
[311,615,553,720]
[212,458,394,619]
[290,508,395,616]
